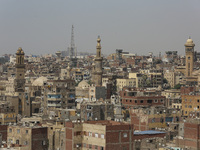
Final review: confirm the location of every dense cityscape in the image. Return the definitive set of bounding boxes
[1,0,200,149]
[0,26,199,150]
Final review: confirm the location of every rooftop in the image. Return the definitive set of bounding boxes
[134,130,165,135]
[84,120,129,126]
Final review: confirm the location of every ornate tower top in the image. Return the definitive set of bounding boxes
[96,36,102,58]
[16,47,24,55]
[185,37,195,47]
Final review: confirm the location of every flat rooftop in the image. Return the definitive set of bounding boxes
[134,130,165,135]
[84,120,129,126]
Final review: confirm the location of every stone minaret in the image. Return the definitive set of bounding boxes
[15,47,25,92]
[185,37,195,77]
[15,47,31,117]
[92,36,103,86]
[67,63,71,79]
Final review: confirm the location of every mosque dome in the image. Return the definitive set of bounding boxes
[186,38,193,44]
[185,37,195,47]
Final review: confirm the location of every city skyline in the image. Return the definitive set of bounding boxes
[0,0,200,56]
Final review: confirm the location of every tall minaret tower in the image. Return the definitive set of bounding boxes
[92,36,103,86]
[15,47,25,92]
[185,37,195,77]
[67,63,71,79]
[14,47,30,117]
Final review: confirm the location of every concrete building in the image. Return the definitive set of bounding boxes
[181,94,200,116]
[0,102,16,125]
[130,106,181,131]
[7,125,48,150]
[79,101,114,121]
[128,73,143,88]
[45,79,76,111]
[116,78,136,92]
[88,86,106,101]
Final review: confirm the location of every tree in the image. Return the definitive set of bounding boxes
[174,83,182,89]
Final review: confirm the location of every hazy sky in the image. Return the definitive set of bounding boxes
[0,0,200,56]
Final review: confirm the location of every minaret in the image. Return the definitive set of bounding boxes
[185,37,195,77]
[67,63,71,79]
[15,47,31,117]
[15,47,25,92]
[92,36,103,86]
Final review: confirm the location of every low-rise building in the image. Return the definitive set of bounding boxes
[65,120,134,150]
[7,124,48,150]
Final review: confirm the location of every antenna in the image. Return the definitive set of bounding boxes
[69,25,77,58]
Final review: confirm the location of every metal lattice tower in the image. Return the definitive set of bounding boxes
[68,25,77,58]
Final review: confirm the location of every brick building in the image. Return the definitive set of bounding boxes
[176,118,200,150]
[120,87,165,108]
[65,120,134,150]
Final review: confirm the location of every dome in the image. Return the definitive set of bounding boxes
[186,38,193,44]
[185,37,195,47]
[97,36,101,42]
[32,76,48,86]
[16,47,24,55]
[78,80,89,88]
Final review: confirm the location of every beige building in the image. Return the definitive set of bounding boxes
[128,72,143,88]
[116,78,136,92]
[164,70,183,88]
[182,95,200,116]
[7,125,48,150]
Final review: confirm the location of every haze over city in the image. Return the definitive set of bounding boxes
[0,0,200,56]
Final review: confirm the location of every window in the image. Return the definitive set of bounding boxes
[198,100,200,102]
[95,133,98,138]
[101,134,104,139]
[17,129,20,134]
[140,100,143,103]
[26,130,28,134]
[83,143,86,147]
[16,140,19,144]
[101,147,104,150]
[135,100,137,103]
[89,144,92,149]
[123,133,127,138]
[9,128,12,133]
[89,132,92,136]
[95,145,98,149]
[42,140,46,145]
[154,100,158,103]
[24,141,28,145]
[185,105,187,108]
